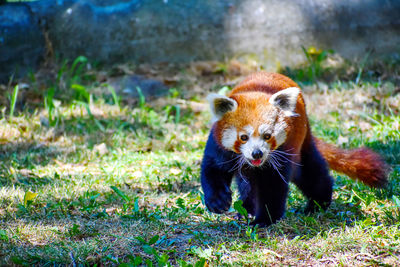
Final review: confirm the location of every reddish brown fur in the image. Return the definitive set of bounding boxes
[270,137,277,150]
[314,138,388,187]
[214,71,388,188]
[233,140,241,153]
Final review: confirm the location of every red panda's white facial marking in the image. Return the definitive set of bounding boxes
[221,126,237,150]
[274,116,289,146]
[259,113,288,149]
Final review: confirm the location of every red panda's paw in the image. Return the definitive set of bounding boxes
[204,186,232,214]
[249,218,270,228]
[304,200,330,214]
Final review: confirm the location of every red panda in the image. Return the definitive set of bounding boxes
[201,72,388,227]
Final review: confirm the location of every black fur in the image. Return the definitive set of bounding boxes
[292,138,333,213]
[201,130,235,214]
[201,128,334,227]
[214,98,236,117]
[273,94,290,110]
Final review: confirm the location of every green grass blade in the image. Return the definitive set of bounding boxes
[174,105,181,124]
[355,50,372,85]
[110,186,130,203]
[70,56,88,76]
[9,84,19,120]
[135,86,146,108]
[108,85,120,108]
[71,84,90,102]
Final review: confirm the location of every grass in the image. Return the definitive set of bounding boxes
[0,54,399,266]
[8,85,19,120]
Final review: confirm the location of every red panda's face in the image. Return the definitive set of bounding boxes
[208,87,300,167]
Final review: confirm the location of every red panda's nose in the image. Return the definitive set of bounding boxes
[252,149,263,159]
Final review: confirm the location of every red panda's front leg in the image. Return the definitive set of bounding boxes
[201,161,233,213]
[244,165,292,227]
[201,132,235,214]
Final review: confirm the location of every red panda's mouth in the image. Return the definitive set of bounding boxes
[250,159,263,166]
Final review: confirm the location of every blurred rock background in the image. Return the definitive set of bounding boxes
[1,0,399,83]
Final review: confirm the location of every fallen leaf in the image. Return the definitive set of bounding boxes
[24,191,38,207]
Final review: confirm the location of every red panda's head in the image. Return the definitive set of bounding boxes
[208,87,300,167]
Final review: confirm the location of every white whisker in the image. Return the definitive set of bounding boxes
[229,155,245,173]
[269,154,283,168]
[273,149,298,157]
[217,154,241,166]
[238,158,245,180]
[271,150,302,166]
[268,157,289,185]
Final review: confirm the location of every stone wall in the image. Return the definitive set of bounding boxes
[0,3,44,82]
[1,0,399,82]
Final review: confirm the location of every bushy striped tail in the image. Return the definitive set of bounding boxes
[314,138,388,188]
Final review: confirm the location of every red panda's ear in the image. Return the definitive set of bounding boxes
[269,87,300,117]
[207,93,238,121]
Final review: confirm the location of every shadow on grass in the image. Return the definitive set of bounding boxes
[0,141,61,188]
[367,139,400,166]
[1,185,203,265]
[365,139,400,198]
[0,112,169,188]
[54,113,166,149]
[59,115,137,136]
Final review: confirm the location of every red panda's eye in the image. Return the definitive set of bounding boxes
[263,133,271,141]
[240,134,249,142]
